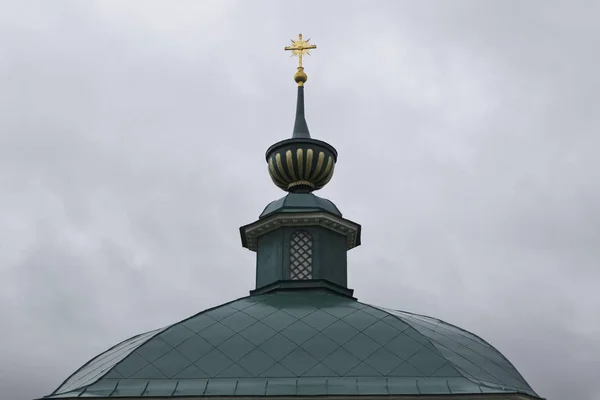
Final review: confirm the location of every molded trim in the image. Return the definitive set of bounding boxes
[240,212,361,251]
[250,279,355,298]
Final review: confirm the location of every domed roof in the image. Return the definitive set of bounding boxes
[259,193,342,219]
[38,35,542,400]
[45,290,539,399]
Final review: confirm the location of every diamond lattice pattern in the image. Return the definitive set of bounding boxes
[51,292,538,398]
[290,230,312,280]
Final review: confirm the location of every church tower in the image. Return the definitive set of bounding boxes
[241,35,360,298]
[37,34,543,400]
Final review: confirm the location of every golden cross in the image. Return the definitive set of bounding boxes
[284,33,317,68]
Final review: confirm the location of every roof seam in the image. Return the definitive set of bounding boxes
[50,332,147,395]
[54,327,167,395]
[428,359,461,377]
[118,347,157,379]
[424,333,521,390]
[91,295,262,385]
[421,318,527,384]
[399,313,522,381]
[445,354,537,397]
[392,308,537,393]
[370,305,463,376]
[466,376,528,394]
[373,305,537,396]
[214,333,258,379]
[170,380,179,396]
[385,377,389,395]
[399,313,518,379]
[46,293,542,399]
[139,380,150,396]
[109,380,119,397]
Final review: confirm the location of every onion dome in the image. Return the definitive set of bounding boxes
[267,36,336,194]
[266,87,337,193]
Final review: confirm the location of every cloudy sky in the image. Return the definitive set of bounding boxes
[1,1,599,399]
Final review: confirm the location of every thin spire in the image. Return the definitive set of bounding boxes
[265,33,336,193]
[292,86,310,138]
[284,34,317,139]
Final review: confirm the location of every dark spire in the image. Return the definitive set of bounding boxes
[292,86,311,139]
[265,33,337,194]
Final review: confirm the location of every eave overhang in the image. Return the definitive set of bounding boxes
[240,211,361,252]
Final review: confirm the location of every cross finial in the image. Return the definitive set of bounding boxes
[284,33,317,86]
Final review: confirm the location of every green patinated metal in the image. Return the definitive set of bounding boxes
[259,193,342,219]
[252,225,350,292]
[315,228,348,285]
[292,86,310,139]
[255,229,284,287]
[44,291,540,399]
[266,87,338,194]
[250,280,354,298]
[38,64,543,400]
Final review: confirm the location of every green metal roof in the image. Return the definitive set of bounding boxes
[44,290,540,399]
[259,193,342,219]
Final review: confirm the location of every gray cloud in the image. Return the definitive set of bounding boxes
[1,1,598,399]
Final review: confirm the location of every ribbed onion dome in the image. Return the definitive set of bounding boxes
[266,86,337,193]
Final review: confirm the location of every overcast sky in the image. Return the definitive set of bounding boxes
[1,1,599,399]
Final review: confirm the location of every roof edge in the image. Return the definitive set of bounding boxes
[387,307,540,398]
[369,305,542,399]
[40,394,541,400]
[40,377,543,400]
[49,294,257,397]
[250,279,355,298]
[50,328,166,396]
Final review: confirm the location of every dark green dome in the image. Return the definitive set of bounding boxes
[259,193,342,219]
[38,41,542,400]
[44,290,539,399]
[266,86,337,194]
[266,138,337,193]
